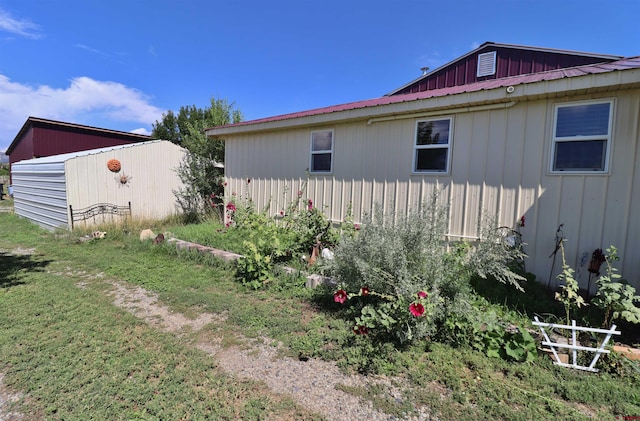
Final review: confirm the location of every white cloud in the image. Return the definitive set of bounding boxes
[130,127,151,135]
[0,8,41,39]
[0,75,164,149]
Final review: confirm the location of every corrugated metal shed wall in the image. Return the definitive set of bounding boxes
[65,141,185,224]
[12,141,185,230]
[12,158,68,230]
[224,88,640,291]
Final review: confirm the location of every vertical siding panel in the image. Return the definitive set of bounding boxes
[465,112,490,236]
[556,177,587,270]
[503,104,526,227]
[620,93,640,285]
[450,113,472,236]
[603,92,639,280]
[519,101,553,286]
[483,109,508,225]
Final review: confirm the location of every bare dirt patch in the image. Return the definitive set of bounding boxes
[0,373,23,421]
[104,280,435,420]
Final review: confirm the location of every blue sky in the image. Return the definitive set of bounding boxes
[1,0,639,151]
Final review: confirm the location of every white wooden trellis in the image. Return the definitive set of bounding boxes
[532,316,621,372]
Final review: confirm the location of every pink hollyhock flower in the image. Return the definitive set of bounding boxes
[225,222,231,228]
[333,289,348,304]
[361,286,370,296]
[232,192,236,196]
[308,199,313,210]
[223,182,228,186]
[280,210,284,216]
[417,291,427,299]
[297,190,303,197]
[354,224,360,231]
[226,202,236,212]
[409,302,425,317]
[519,215,526,227]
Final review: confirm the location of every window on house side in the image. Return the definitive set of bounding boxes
[413,118,452,173]
[310,130,333,173]
[551,100,613,173]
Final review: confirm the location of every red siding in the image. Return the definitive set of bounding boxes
[9,127,35,163]
[392,45,617,95]
[32,126,139,158]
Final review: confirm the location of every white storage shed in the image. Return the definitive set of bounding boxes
[11,140,186,230]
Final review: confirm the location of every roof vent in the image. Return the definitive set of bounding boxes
[420,66,430,75]
[477,51,497,77]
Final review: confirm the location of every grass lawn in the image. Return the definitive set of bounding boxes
[1,211,639,420]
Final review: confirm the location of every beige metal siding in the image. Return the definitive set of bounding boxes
[224,89,640,291]
[65,141,185,227]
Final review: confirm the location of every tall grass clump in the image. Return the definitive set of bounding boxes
[323,194,527,347]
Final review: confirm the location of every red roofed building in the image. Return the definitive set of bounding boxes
[6,117,151,167]
[206,42,640,292]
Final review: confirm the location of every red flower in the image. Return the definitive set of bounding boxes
[223,181,228,186]
[225,222,231,228]
[519,215,526,227]
[354,224,360,231]
[232,192,236,196]
[409,302,425,317]
[226,202,236,212]
[247,178,251,184]
[361,286,370,296]
[417,291,427,299]
[353,326,369,335]
[333,289,348,304]
[280,210,284,216]
[297,190,303,197]
[308,199,313,210]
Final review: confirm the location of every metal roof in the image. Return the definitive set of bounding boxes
[6,116,151,155]
[207,55,640,133]
[11,139,167,165]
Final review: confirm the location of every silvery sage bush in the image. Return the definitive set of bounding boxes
[323,195,527,344]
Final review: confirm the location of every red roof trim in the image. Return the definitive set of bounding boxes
[211,56,640,131]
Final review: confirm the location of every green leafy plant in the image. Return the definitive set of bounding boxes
[592,246,640,327]
[236,241,273,289]
[554,240,586,327]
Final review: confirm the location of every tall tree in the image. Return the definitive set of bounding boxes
[152,97,243,222]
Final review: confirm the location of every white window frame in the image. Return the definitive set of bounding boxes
[412,117,453,174]
[550,99,614,174]
[309,129,334,174]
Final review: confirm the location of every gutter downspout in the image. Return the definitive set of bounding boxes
[366,101,518,125]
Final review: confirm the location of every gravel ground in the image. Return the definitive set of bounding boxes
[0,373,23,421]
[105,280,437,421]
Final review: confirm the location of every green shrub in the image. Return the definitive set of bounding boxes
[324,195,527,346]
[592,246,640,327]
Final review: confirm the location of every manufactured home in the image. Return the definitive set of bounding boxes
[206,42,640,292]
